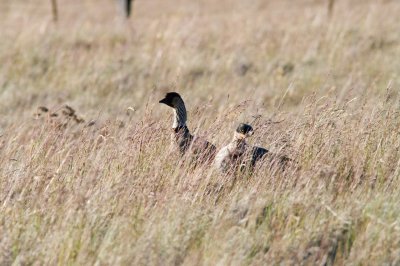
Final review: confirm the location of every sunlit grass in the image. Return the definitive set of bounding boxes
[1,0,400,265]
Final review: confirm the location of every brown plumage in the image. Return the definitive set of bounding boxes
[159,92,216,163]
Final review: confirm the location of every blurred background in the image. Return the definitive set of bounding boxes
[0,0,399,125]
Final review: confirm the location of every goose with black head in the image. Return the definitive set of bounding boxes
[159,92,216,163]
[215,123,290,173]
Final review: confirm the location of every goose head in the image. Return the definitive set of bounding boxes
[159,92,184,108]
[234,123,254,140]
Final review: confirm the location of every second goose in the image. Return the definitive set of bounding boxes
[215,123,290,173]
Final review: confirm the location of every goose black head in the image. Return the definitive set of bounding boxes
[235,123,254,139]
[159,92,183,108]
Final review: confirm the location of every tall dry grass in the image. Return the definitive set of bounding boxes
[1,0,400,265]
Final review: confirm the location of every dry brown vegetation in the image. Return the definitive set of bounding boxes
[1,0,400,265]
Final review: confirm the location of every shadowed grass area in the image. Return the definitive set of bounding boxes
[1,0,400,265]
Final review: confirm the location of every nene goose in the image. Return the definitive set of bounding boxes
[214,123,290,173]
[159,92,216,162]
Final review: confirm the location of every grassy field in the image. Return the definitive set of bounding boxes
[1,0,400,265]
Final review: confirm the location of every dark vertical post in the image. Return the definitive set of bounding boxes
[50,0,58,22]
[328,0,335,18]
[119,0,133,18]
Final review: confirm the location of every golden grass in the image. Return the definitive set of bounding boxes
[1,0,400,264]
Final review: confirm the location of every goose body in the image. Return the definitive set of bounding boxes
[214,139,247,173]
[159,92,216,162]
[250,146,269,168]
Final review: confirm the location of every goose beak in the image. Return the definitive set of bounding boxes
[159,98,167,104]
[246,130,254,137]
